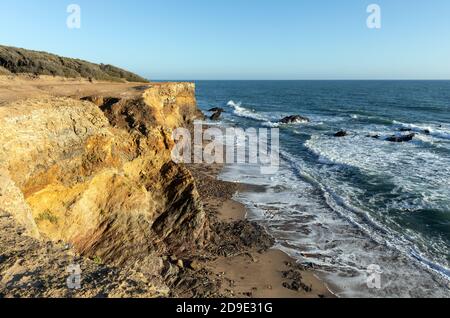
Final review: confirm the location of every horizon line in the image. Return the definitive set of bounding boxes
[152,79,450,81]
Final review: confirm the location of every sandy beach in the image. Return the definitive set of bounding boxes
[188,161,335,298]
[212,200,334,298]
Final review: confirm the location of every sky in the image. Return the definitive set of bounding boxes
[1,0,450,80]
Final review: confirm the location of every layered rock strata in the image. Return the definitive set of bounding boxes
[0,83,208,265]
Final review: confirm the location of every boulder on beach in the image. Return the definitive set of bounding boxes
[386,133,415,143]
[280,115,310,124]
[334,130,348,137]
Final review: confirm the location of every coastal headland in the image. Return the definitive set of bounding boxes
[0,74,333,298]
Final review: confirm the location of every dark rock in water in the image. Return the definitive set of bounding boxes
[386,133,415,143]
[210,109,223,121]
[423,129,431,135]
[280,115,310,124]
[366,134,380,139]
[208,107,224,113]
[399,128,413,132]
[334,131,348,137]
[208,108,224,121]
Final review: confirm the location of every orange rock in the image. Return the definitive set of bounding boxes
[0,83,209,265]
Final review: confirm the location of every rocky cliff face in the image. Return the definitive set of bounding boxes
[0,82,208,265]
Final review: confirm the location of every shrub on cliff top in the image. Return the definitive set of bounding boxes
[0,66,11,75]
[0,45,149,83]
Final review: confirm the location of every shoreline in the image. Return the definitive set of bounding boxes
[214,199,335,298]
[187,161,335,298]
[0,74,335,298]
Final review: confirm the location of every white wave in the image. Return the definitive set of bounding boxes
[304,133,450,209]
[262,121,280,128]
[227,100,265,121]
[227,100,284,127]
[394,121,450,140]
[220,148,450,297]
[281,149,450,289]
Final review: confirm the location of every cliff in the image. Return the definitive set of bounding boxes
[0,82,207,266]
[0,76,331,299]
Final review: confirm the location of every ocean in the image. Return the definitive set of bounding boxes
[194,80,450,298]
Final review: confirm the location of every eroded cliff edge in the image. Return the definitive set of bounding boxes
[0,77,332,298]
[0,82,208,266]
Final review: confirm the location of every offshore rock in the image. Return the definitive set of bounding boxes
[280,115,310,124]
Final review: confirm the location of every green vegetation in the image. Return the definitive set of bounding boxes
[36,210,59,225]
[0,45,148,83]
[93,255,103,265]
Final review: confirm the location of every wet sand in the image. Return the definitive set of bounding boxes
[211,198,333,298]
[188,161,335,298]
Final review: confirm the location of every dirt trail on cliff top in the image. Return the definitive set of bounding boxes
[0,74,153,105]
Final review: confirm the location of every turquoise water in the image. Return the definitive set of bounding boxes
[195,80,450,297]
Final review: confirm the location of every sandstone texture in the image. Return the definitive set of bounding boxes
[0,209,170,298]
[0,81,207,266]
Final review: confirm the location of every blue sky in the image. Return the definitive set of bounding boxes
[1,0,449,80]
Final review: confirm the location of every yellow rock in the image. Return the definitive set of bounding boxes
[0,83,208,265]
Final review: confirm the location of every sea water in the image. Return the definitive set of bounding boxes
[195,80,450,298]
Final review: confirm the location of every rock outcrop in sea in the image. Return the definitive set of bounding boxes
[208,108,224,121]
[386,133,415,143]
[280,115,310,124]
[334,130,348,137]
